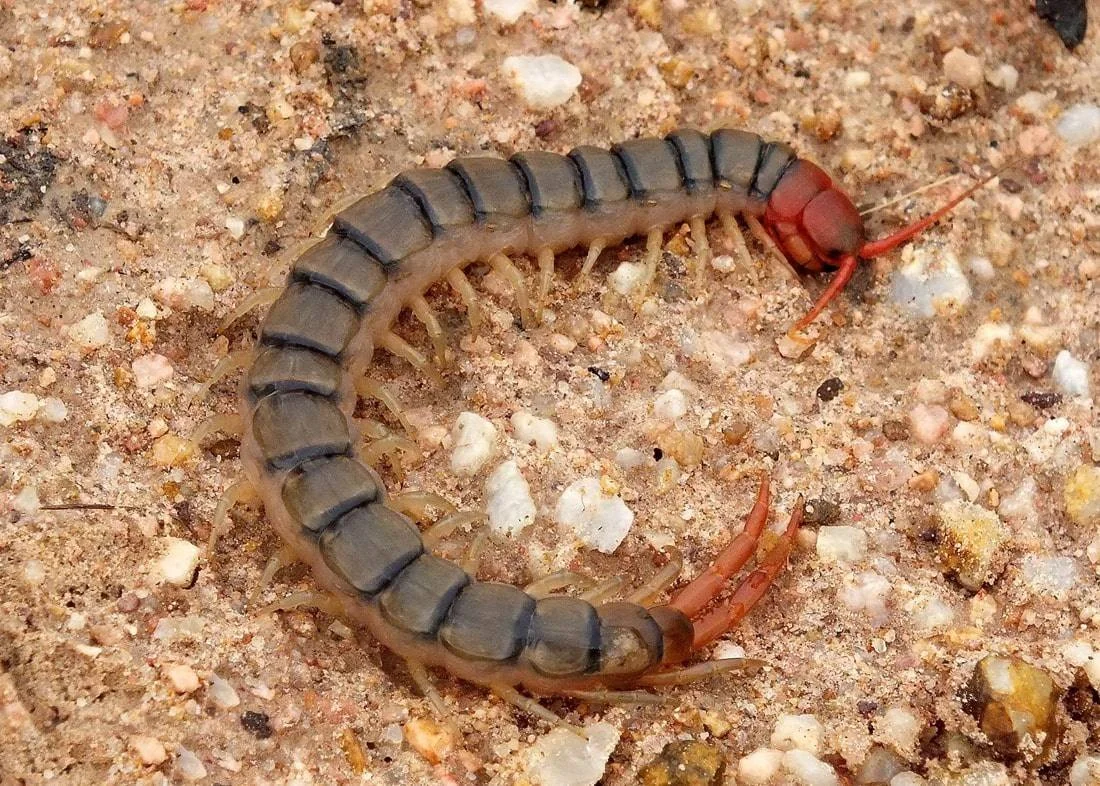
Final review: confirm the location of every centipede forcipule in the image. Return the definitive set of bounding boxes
[201,127,992,729]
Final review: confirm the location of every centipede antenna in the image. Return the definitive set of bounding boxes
[858,174,960,217]
[860,160,1018,260]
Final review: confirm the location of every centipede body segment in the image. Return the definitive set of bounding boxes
[219,126,980,720]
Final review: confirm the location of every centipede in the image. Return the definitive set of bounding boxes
[203,127,989,729]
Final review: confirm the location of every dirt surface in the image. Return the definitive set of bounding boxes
[1,1,1098,784]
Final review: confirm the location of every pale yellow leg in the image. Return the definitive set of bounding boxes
[190,413,244,446]
[219,287,282,333]
[388,490,457,522]
[407,660,448,716]
[193,349,253,403]
[536,247,555,314]
[422,510,483,549]
[492,684,586,737]
[377,330,442,385]
[636,228,664,304]
[579,576,625,604]
[524,571,597,599]
[259,590,344,617]
[576,238,607,283]
[445,267,483,332]
[564,689,672,707]
[624,547,683,606]
[488,253,533,326]
[461,529,489,576]
[355,378,416,438]
[248,545,298,607]
[689,216,711,288]
[634,658,764,687]
[744,214,799,284]
[361,434,420,471]
[409,295,449,368]
[718,211,755,276]
[208,478,253,553]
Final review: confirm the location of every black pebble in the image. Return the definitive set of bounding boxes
[241,710,273,739]
[1036,0,1088,49]
[1021,391,1063,410]
[816,377,844,402]
[587,366,610,382]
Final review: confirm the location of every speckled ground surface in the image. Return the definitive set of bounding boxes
[1,1,1098,784]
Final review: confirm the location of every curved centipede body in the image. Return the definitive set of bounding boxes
[223,126,976,723]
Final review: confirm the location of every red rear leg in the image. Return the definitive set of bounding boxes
[670,476,771,619]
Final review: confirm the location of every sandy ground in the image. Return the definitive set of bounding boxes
[1,0,1098,784]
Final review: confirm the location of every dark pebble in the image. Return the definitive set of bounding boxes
[816,377,844,402]
[1036,0,1088,49]
[1020,391,1062,410]
[241,710,273,739]
[803,498,840,526]
[587,366,610,382]
[882,420,910,441]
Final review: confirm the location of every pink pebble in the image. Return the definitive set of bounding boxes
[909,404,950,444]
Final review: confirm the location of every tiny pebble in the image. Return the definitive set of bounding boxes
[816,526,868,563]
[502,54,582,109]
[1052,350,1090,397]
[524,721,619,786]
[0,391,41,426]
[555,477,634,553]
[844,70,871,90]
[209,673,241,708]
[908,404,950,444]
[130,735,167,766]
[653,389,688,421]
[942,47,984,89]
[738,748,784,786]
[781,748,839,786]
[240,710,273,739]
[404,717,455,765]
[986,63,1019,91]
[69,311,110,349]
[483,0,536,23]
[164,663,200,693]
[132,354,174,388]
[225,216,246,239]
[176,747,207,781]
[157,537,200,586]
[511,411,559,451]
[815,377,843,402]
[450,412,497,476]
[771,714,825,755]
[485,460,537,536]
[1056,104,1100,147]
[890,249,971,318]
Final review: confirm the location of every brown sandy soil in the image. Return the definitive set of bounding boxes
[1,1,1098,784]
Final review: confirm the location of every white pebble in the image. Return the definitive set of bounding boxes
[875,706,922,758]
[1020,554,1078,600]
[132,353,174,388]
[908,595,955,632]
[208,673,240,708]
[511,411,559,451]
[486,460,537,537]
[711,254,735,272]
[1053,350,1090,397]
[484,0,536,23]
[986,63,1019,91]
[890,249,971,318]
[908,404,950,444]
[607,260,647,295]
[1070,755,1100,786]
[555,478,634,554]
[891,773,928,786]
[135,297,158,319]
[653,389,688,421]
[38,397,68,423]
[524,721,619,786]
[970,322,1013,362]
[738,748,784,785]
[176,747,208,781]
[943,47,983,89]
[844,70,871,90]
[131,735,168,766]
[1056,104,1100,147]
[782,749,839,786]
[157,538,200,586]
[614,448,650,469]
[839,572,891,624]
[968,256,995,281]
[0,391,41,426]
[502,54,581,109]
[152,277,215,312]
[816,526,868,563]
[225,216,246,239]
[69,311,110,349]
[450,412,497,476]
[13,485,40,515]
[771,714,825,755]
[164,663,200,693]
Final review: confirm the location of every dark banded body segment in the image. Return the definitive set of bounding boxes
[439,583,535,662]
[283,455,380,534]
[568,145,631,209]
[392,168,476,234]
[446,158,530,223]
[751,142,797,200]
[596,602,665,676]
[292,236,387,308]
[612,138,684,202]
[252,392,350,470]
[380,555,470,637]
[334,185,433,266]
[525,596,600,678]
[319,504,423,595]
[510,151,584,217]
[260,283,359,357]
[666,129,714,195]
[710,129,763,194]
[247,345,342,399]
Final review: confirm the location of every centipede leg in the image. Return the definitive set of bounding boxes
[491,684,586,737]
[579,575,625,604]
[260,590,344,617]
[208,478,254,553]
[636,228,664,304]
[488,252,533,327]
[563,689,673,707]
[624,547,683,606]
[689,499,804,650]
[191,412,245,446]
[445,267,483,332]
[634,657,764,687]
[219,287,282,333]
[422,510,484,550]
[461,529,489,576]
[575,238,607,284]
[669,475,771,618]
[718,211,756,280]
[407,660,448,716]
[689,216,711,288]
[377,330,443,385]
[248,545,298,607]
[524,571,597,599]
[536,247,555,315]
[192,349,253,403]
[409,295,450,368]
[355,378,416,438]
[388,490,457,523]
[744,214,800,285]
[361,434,420,473]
